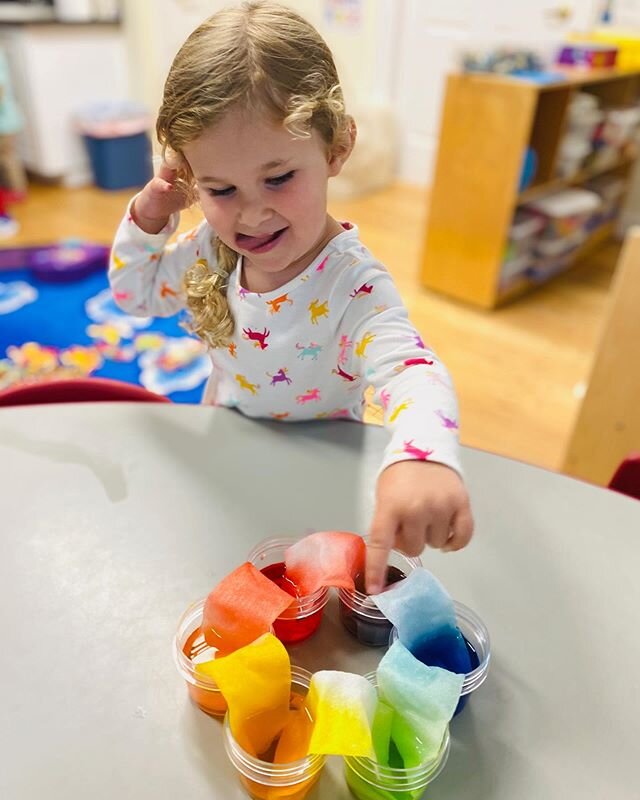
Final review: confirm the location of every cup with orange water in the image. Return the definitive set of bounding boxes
[222,666,325,800]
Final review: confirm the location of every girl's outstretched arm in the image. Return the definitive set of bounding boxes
[338,265,473,592]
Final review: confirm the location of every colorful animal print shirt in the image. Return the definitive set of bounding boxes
[110,210,462,476]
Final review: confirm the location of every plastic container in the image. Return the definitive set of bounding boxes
[389,600,491,716]
[173,598,227,717]
[338,540,421,647]
[566,106,604,143]
[556,134,592,177]
[505,208,545,260]
[568,91,599,114]
[248,538,330,644]
[535,230,585,257]
[344,673,451,800]
[510,208,545,242]
[77,101,153,190]
[600,106,640,149]
[223,666,325,800]
[527,189,601,238]
[556,43,618,68]
[83,133,152,190]
[588,29,640,70]
[500,253,531,285]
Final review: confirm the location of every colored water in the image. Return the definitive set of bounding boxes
[339,566,407,647]
[413,632,480,715]
[261,562,324,644]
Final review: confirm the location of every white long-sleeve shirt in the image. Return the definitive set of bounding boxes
[109,207,462,475]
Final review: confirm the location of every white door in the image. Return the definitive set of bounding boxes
[392,0,600,185]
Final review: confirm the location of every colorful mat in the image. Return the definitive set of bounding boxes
[0,260,209,402]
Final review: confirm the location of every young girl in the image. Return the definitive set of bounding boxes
[109,0,473,593]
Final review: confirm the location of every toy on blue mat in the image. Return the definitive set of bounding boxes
[0,239,109,282]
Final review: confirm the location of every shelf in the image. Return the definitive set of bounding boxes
[420,69,638,308]
[517,154,636,204]
[496,221,616,305]
[460,67,640,93]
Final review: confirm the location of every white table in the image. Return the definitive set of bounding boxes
[1,404,639,799]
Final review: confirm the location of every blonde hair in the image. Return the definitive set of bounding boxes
[157,0,352,348]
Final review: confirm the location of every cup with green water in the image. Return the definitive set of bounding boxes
[343,673,451,800]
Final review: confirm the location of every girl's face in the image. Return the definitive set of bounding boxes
[183,108,350,292]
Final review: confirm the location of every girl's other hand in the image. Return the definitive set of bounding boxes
[131,162,190,234]
[365,460,474,594]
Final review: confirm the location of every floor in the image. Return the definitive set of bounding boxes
[7,182,621,476]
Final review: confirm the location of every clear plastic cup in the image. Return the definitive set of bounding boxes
[173,597,226,717]
[389,600,491,715]
[338,543,422,647]
[344,672,451,800]
[248,537,330,644]
[223,666,325,800]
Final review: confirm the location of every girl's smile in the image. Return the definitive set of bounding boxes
[236,226,288,253]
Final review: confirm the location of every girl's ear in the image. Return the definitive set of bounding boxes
[328,116,357,177]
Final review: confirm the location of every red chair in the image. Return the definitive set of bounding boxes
[608,454,640,501]
[0,377,171,407]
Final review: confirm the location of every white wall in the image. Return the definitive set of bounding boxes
[122,0,229,120]
[392,0,601,185]
[122,0,395,120]
[610,0,640,26]
[279,0,395,110]
[122,0,604,182]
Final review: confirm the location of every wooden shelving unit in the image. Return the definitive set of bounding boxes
[419,68,640,308]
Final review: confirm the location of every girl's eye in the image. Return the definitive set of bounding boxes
[266,170,295,187]
[208,186,235,197]
[205,171,294,196]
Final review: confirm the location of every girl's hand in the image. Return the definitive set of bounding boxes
[131,163,190,234]
[365,461,474,594]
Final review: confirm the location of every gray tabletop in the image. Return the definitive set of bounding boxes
[1,403,639,799]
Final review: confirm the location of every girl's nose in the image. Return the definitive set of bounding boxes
[238,196,272,230]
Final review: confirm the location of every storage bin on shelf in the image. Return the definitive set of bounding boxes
[556,42,618,69]
[556,92,605,178]
[504,209,545,259]
[523,188,602,283]
[591,104,640,170]
[499,253,531,289]
[499,208,544,289]
[588,29,640,70]
[600,106,640,149]
[566,92,603,138]
[557,135,592,178]
[526,189,602,240]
